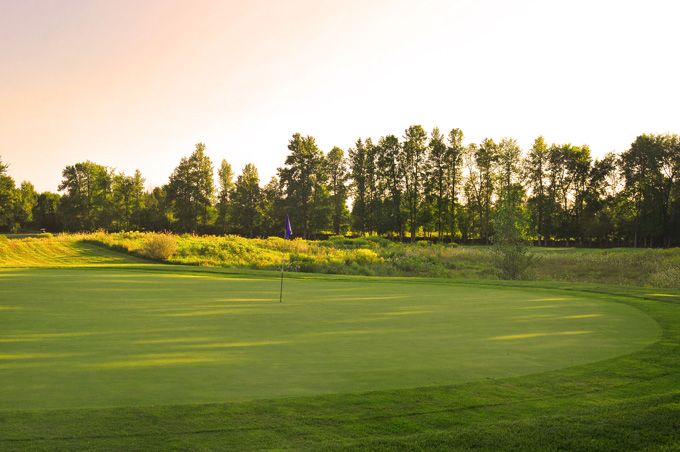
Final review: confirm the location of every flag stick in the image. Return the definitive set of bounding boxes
[280,214,292,304]
[279,238,286,303]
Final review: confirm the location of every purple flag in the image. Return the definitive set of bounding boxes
[284,215,293,240]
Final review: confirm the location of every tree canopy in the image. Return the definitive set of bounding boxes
[2,131,679,249]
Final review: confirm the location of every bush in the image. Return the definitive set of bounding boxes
[37,233,54,239]
[365,235,391,247]
[140,233,177,261]
[353,249,379,264]
[648,262,680,289]
[0,234,7,242]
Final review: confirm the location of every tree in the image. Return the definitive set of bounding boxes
[402,125,428,241]
[474,138,497,243]
[166,143,215,233]
[496,137,522,193]
[259,176,285,237]
[13,181,38,230]
[58,161,112,231]
[446,128,465,242]
[491,186,537,280]
[278,133,327,239]
[582,152,618,245]
[139,187,172,232]
[111,170,145,231]
[326,146,350,235]
[216,159,235,234]
[427,127,448,242]
[377,134,405,240]
[348,138,368,236]
[523,136,549,245]
[230,163,261,238]
[620,133,680,247]
[33,192,62,232]
[461,143,480,242]
[546,144,592,245]
[364,138,381,234]
[0,157,16,231]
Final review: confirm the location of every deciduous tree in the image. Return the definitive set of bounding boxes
[216,159,235,234]
[230,163,261,238]
[0,157,16,231]
[278,134,327,239]
[446,128,465,242]
[402,125,428,241]
[111,170,145,231]
[58,161,112,231]
[166,143,215,233]
[326,146,350,235]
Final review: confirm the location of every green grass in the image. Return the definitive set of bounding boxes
[0,267,658,410]
[1,238,679,450]
[0,238,147,267]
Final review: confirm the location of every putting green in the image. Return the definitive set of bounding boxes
[0,267,659,410]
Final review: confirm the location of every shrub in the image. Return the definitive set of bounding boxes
[365,235,391,247]
[648,263,680,289]
[0,234,7,242]
[140,233,177,261]
[37,233,54,239]
[353,248,379,264]
[327,235,354,247]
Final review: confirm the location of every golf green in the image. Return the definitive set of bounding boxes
[0,267,659,410]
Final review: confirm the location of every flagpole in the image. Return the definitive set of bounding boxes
[279,238,285,303]
[280,214,292,303]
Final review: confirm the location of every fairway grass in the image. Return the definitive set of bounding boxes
[0,263,678,450]
[0,267,659,411]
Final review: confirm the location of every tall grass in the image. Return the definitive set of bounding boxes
[6,231,680,288]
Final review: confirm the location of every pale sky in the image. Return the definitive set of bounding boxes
[2,0,679,193]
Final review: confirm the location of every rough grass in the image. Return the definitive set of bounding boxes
[3,233,680,288]
[84,233,680,288]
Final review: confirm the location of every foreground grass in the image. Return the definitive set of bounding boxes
[0,240,678,450]
[0,276,678,451]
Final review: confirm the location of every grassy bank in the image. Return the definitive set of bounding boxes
[3,232,680,288]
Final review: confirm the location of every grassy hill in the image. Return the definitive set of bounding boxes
[0,236,146,267]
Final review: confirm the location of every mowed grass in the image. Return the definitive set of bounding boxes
[0,268,659,411]
[1,240,679,451]
[0,239,146,267]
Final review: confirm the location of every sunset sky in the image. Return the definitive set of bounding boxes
[2,0,679,193]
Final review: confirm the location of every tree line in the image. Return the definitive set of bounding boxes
[1,127,679,247]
